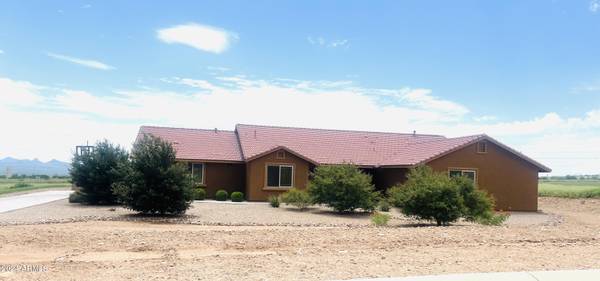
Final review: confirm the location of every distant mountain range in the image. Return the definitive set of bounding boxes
[0,157,71,176]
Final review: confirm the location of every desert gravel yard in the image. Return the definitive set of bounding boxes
[0,197,599,280]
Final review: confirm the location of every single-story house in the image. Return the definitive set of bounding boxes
[138,124,551,211]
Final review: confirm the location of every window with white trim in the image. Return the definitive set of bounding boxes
[189,163,204,184]
[266,164,293,187]
[449,169,476,182]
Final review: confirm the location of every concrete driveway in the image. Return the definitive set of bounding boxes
[347,269,600,281]
[0,190,72,213]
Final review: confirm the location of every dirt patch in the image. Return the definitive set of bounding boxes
[0,198,598,280]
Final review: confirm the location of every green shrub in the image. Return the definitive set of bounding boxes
[70,140,129,205]
[215,190,228,201]
[378,199,391,212]
[268,195,280,208]
[477,212,510,226]
[11,182,32,189]
[454,176,494,222]
[390,166,498,226]
[308,164,379,212]
[193,188,206,200]
[231,191,244,202]
[112,134,194,215]
[68,192,85,203]
[371,212,391,226]
[281,188,312,210]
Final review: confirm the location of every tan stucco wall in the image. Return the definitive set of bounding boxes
[426,142,540,211]
[183,161,245,198]
[245,150,310,201]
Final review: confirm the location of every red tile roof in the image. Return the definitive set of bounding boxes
[138,126,243,162]
[138,124,551,172]
[236,124,448,166]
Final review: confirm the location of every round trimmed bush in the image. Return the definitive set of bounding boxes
[193,188,206,200]
[215,189,228,201]
[230,191,244,202]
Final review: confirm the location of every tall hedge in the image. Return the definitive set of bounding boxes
[70,140,128,204]
[113,134,194,215]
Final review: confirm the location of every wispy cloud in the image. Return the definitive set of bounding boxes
[157,23,237,54]
[591,0,600,13]
[307,36,349,48]
[47,52,114,70]
[2,74,599,175]
[0,49,4,54]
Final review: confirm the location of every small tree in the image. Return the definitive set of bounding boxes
[70,140,128,204]
[308,164,379,212]
[113,134,193,215]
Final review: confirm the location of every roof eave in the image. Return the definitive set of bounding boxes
[416,134,552,173]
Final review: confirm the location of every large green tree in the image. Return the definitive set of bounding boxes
[113,134,194,215]
[70,140,128,204]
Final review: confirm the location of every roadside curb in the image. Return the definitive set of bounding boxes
[344,269,600,281]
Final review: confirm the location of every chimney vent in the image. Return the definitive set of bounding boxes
[413,130,416,136]
[214,128,218,133]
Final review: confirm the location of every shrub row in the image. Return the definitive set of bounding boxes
[191,189,245,201]
[272,165,504,227]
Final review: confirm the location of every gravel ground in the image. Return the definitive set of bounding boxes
[0,197,598,281]
[0,199,558,227]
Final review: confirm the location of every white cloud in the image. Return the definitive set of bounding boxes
[474,115,497,122]
[0,49,4,54]
[157,23,237,54]
[0,77,45,106]
[47,52,114,70]
[307,36,349,48]
[400,88,469,117]
[591,0,600,13]
[1,75,599,175]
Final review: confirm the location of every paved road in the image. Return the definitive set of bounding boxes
[347,269,600,281]
[0,190,72,213]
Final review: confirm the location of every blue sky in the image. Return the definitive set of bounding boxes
[1,0,599,175]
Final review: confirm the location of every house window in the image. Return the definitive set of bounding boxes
[449,169,477,182]
[266,164,293,187]
[189,163,204,184]
[276,150,286,159]
[477,141,488,153]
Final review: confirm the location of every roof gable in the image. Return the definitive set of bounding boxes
[235,124,446,167]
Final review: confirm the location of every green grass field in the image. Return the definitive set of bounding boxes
[0,178,71,196]
[539,180,600,198]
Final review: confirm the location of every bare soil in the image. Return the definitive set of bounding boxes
[0,197,599,280]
